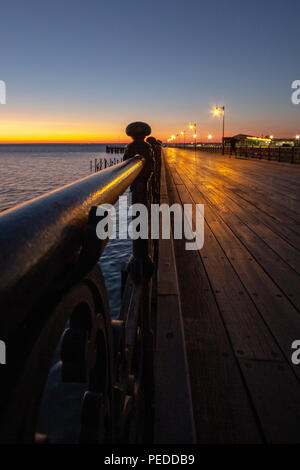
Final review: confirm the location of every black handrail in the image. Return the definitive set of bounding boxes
[0,121,161,444]
[0,155,144,337]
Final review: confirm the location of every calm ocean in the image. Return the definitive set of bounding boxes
[0,144,131,318]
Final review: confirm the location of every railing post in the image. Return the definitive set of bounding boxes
[123,122,154,281]
[123,122,155,441]
[146,136,162,205]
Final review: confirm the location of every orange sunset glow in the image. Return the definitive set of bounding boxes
[1,112,299,144]
[0,119,132,144]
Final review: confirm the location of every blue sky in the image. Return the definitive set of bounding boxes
[0,0,299,141]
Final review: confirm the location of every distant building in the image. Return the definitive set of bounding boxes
[268,137,299,147]
[224,134,300,147]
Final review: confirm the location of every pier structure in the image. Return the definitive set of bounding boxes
[169,143,300,163]
[91,156,123,172]
[0,125,300,444]
[158,146,300,443]
[106,145,126,154]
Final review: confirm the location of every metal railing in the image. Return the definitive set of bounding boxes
[229,145,300,163]
[0,122,162,444]
[177,143,300,163]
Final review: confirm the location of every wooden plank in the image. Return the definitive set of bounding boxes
[172,155,300,277]
[164,164,262,443]
[155,294,195,443]
[180,167,300,302]
[194,174,300,258]
[154,154,195,444]
[197,161,300,226]
[171,239,262,443]
[199,158,300,221]
[185,165,300,252]
[170,160,300,377]
[239,359,300,444]
[164,150,300,443]
[170,173,286,362]
[204,150,300,194]
[183,150,300,221]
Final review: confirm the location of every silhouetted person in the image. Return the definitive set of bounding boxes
[230,138,237,155]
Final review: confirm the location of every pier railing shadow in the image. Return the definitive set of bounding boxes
[0,122,161,444]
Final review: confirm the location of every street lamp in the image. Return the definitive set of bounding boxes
[213,106,225,154]
[189,123,197,150]
[180,131,186,149]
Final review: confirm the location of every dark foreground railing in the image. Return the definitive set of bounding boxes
[0,122,161,443]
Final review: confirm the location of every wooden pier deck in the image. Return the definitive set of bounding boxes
[155,148,300,444]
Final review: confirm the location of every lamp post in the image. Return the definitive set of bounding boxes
[213,106,225,154]
[189,123,197,151]
[181,131,186,149]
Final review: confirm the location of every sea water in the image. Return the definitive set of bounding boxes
[0,144,131,318]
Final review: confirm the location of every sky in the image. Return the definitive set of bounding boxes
[0,0,299,143]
